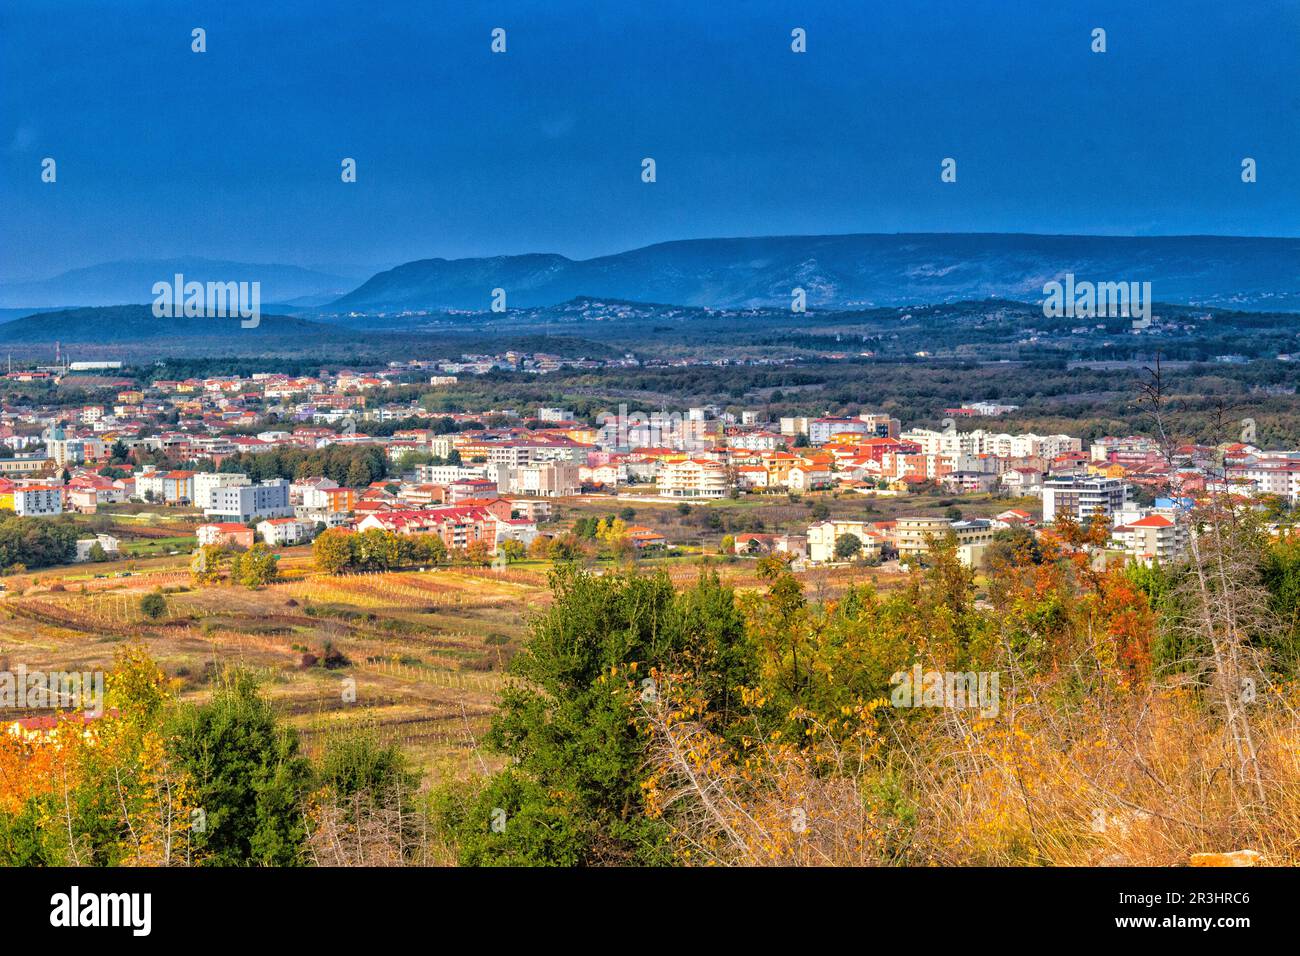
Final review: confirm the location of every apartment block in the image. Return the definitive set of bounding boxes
[1042,476,1131,524]
[656,459,729,498]
[204,479,293,523]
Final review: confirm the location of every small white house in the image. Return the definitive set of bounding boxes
[74,534,120,562]
[256,517,317,547]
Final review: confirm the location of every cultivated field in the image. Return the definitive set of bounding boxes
[0,555,546,781]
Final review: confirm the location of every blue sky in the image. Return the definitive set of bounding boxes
[2,0,1297,280]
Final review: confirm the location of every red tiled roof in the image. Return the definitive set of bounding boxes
[1128,514,1175,528]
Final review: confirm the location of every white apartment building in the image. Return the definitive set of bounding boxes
[808,418,875,445]
[904,428,1082,460]
[194,472,252,509]
[13,487,63,516]
[656,459,729,498]
[729,431,783,452]
[204,479,293,523]
[779,417,811,437]
[486,441,585,467]
[495,461,581,497]
[430,434,457,459]
[1042,476,1131,524]
[1226,460,1300,502]
[414,464,486,485]
[902,428,978,457]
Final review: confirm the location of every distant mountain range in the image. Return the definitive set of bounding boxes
[0,258,354,309]
[332,233,1300,313]
[5,236,1297,321]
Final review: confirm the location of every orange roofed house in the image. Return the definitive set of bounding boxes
[196,523,256,549]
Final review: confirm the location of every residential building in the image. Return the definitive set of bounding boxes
[894,516,958,560]
[787,464,833,493]
[257,516,317,547]
[204,479,293,523]
[301,484,356,513]
[656,459,729,498]
[1042,476,1131,524]
[12,487,62,516]
[494,460,581,497]
[1111,513,1188,566]
[807,520,884,563]
[448,477,499,503]
[625,525,667,550]
[414,464,486,485]
[942,470,1000,494]
[355,502,535,554]
[196,523,257,549]
[808,418,873,445]
[74,534,120,562]
[194,471,252,508]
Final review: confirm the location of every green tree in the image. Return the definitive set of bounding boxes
[415,533,448,566]
[345,458,372,488]
[315,726,418,802]
[139,590,167,620]
[233,543,279,589]
[986,525,1043,567]
[433,770,586,867]
[166,670,312,866]
[438,567,757,865]
[834,533,863,560]
[354,528,393,571]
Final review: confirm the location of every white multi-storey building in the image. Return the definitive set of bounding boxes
[1042,476,1131,524]
[204,479,293,523]
[13,487,63,517]
[656,459,729,498]
[414,464,487,485]
[494,461,581,497]
[193,472,252,509]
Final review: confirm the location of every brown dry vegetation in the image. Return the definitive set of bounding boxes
[0,556,546,781]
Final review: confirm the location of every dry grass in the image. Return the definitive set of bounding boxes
[900,679,1300,866]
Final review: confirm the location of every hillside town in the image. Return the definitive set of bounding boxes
[0,364,1288,574]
